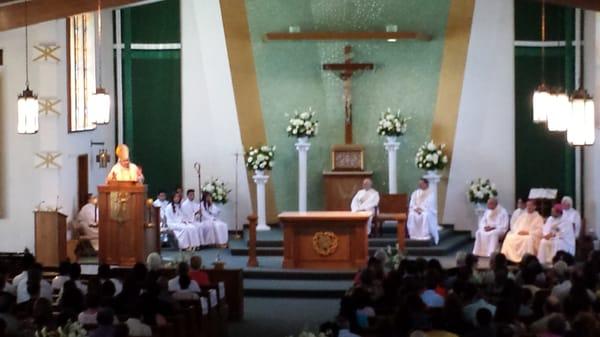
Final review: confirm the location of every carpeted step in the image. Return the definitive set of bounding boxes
[244,279,352,298]
[244,269,355,281]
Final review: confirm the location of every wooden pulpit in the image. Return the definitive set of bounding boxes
[34,211,67,267]
[98,182,159,266]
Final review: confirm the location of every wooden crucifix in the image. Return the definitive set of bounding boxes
[323,45,374,144]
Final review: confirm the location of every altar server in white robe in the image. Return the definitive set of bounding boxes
[511,198,526,227]
[538,204,576,264]
[407,178,439,244]
[165,193,200,250]
[106,144,144,183]
[561,196,582,239]
[350,178,380,235]
[152,190,169,224]
[181,189,206,245]
[472,197,509,257]
[200,191,229,246]
[501,200,544,262]
[76,194,99,250]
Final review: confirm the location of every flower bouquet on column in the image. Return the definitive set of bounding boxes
[286,108,318,212]
[377,108,409,193]
[415,140,448,174]
[245,145,275,231]
[467,178,498,219]
[201,178,231,204]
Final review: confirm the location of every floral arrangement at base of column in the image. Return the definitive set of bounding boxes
[245,145,275,171]
[415,140,448,171]
[201,178,231,204]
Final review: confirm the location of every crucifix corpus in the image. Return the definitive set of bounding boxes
[323,45,374,144]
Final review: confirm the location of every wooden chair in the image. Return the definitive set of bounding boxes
[373,193,408,236]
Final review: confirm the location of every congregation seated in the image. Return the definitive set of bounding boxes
[167,262,201,300]
[16,264,52,305]
[472,197,509,257]
[500,199,544,262]
[78,292,100,325]
[189,256,210,287]
[51,261,71,291]
[350,178,380,236]
[407,178,439,244]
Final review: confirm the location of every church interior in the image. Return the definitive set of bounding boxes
[0,0,600,336]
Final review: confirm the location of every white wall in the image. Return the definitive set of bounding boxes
[0,12,115,252]
[443,0,515,233]
[180,0,252,229]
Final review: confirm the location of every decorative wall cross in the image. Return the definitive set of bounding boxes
[34,152,62,169]
[38,98,61,116]
[33,44,60,62]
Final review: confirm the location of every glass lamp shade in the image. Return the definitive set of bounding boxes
[567,89,595,146]
[17,87,39,134]
[89,88,111,125]
[533,84,552,123]
[547,92,570,132]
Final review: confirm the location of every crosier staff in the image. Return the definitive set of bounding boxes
[194,162,201,198]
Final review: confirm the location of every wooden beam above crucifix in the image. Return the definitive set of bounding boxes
[264,31,432,42]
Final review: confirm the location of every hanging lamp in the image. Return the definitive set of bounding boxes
[567,88,595,146]
[17,0,39,134]
[89,0,110,125]
[533,0,552,124]
[547,90,570,132]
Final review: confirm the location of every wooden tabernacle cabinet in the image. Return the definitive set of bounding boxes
[97,182,159,266]
[34,211,67,267]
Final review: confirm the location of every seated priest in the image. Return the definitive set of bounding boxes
[561,196,582,239]
[76,194,99,251]
[472,197,509,257]
[500,200,544,262]
[407,178,439,244]
[106,144,144,183]
[538,204,576,264]
[350,178,380,235]
[181,189,206,246]
[511,198,526,227]
[165,192,201,251]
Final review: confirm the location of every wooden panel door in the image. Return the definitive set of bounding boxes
[77,154,89,210]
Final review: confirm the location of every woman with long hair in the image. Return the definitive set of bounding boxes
[164,192,200,250]
[199,191,229,247]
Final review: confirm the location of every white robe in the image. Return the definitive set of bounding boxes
[510,208,525,227]
[350,188,380,234]
[500,211,544,262]
[472,205,509,257]
[181,199,207,246]
[407,188,439,244]
[106,162,143,182]
[537,215,576,264]
[152,199,168,225]
[165,203,200,249]
[76,202,99,250]
[200,203,229,245]
[562,208,582,239]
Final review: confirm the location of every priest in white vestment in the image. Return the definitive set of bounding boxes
[181,189,206,246]
[407,178,439,244]
[561,196,582,239]
[76,194,99,250]
[200,191,229,246]
[350,179,380,235]
[500,200,544,262]
[165,193,200,250]
[106,144,144,183]
[538,204,576,264]
[472,197,509,257]
[510,198,526,227]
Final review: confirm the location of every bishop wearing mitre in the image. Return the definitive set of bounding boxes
[500,200,544,262]
[106,144,144,183]
[350,178,380,235]
[407,178,439,244]
[472,197,509,257]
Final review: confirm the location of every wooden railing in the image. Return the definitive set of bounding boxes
[247,214,258,267]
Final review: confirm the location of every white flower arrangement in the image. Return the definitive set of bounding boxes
[286,108,319,138]
[415,140,448,170]
[202,178,231,204]
[467,178,498,204]
[377,244,404,270]
[245,145,275,171]
[377,108,409,137]
[36,320,88,337]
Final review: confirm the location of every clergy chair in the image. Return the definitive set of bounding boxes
[373,194,408,237]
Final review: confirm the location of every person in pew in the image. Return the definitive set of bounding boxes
[90,308,117,337]
[78,292,100,326]
[106,144,144,183]
[181,189,207,247]
[164,193,200,251]
[350,178,380,236]
[167,262,201,294]
[537,204,576,265]
[16,264,52,305]
[500,200,544,263]
[0,293,19,337]
[67,263,87,295]
[124,302,152,337]
[472,197,509,257]
[51,261,71,291]
[12,251,35,288]
[199,191,229,247]
[98,264,122,296]
[510,198,526,228]
[0,272,15,297]
[561,196,583,239]
[407,178,439,244]
[189,256,210,287]
[58,280,84,322]
[76,194,99,251]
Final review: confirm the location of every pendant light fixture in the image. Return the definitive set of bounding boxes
[89,0,111,125]
[17,0,39,134]
[533,0,552,124]
[567,88,595,146]
[547,90,570,132]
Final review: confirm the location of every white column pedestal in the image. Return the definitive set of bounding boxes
[253,170,270,231]
[295,137,311,212]
[384,136,400,194]
[423,170,442,220]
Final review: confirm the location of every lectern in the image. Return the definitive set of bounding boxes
[34,211,67,267]
[98,181,159,266]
